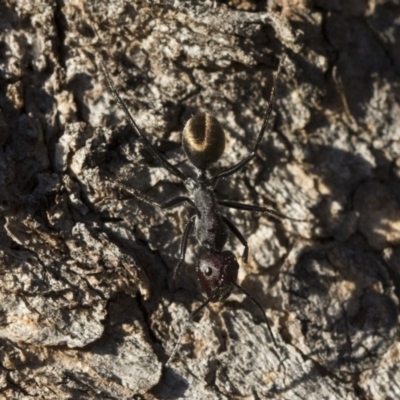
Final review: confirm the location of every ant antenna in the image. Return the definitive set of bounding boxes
[232,282,277,347]
[165,288,221,367]
[166,281,280,366]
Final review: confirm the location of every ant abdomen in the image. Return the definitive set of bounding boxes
[197,250,239,301]
[182,113,226,171]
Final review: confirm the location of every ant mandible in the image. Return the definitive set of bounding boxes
[100,55,297,365]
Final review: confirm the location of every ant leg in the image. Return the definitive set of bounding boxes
[106,180,198,212]
[172,215,196,284]
[213,56,285,181]
[222,216,249,263]
[235,284,288,373]
[218,199,305,222]
[99,61,186,181]
[233,282,278,348]
[161,196,198,212]
[165,287,219,366]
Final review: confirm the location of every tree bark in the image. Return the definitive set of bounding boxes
[1,0,399,398]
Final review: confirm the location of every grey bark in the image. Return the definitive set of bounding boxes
[1,0,400,398]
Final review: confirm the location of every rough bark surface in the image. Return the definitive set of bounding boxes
[1,0,400,399]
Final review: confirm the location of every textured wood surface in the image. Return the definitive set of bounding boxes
[0,0,399,398]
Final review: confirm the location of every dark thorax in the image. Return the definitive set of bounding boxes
[193,181,228,253]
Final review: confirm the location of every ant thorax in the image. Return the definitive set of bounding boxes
[193,186,228,252]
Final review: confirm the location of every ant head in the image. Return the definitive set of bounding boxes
[196,250,239,302]
[182,113,225,171]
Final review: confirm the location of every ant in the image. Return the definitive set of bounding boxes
[99,55,298,365]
